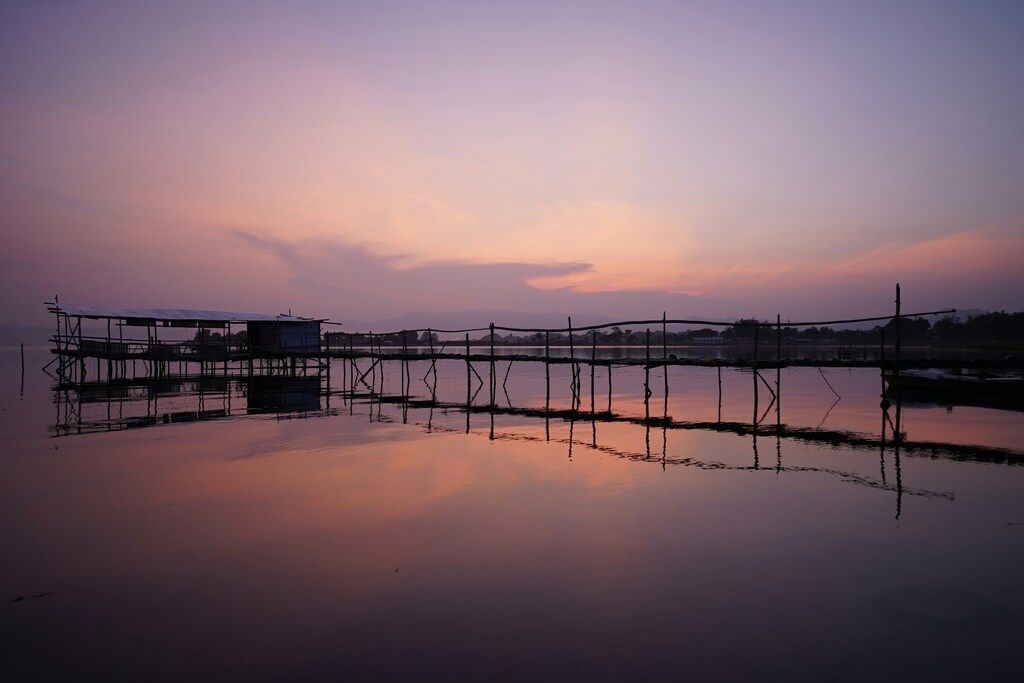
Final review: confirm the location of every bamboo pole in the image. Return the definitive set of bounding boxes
[106,318,112,381]
[894,283,902,381]
[402,331,408,396]
[590,330,596,414]
[644,328,650,422]
[489,323,496,407]
[717,365,722,422]
[544,331,550,412]
[428,328,438,394]
[544,332,550,441]
[567,317,577,408]
[77,316,84,380]
[776,314,781,427]
[753,324,759,425]
[662,312,668,417]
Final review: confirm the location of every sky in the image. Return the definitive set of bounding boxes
[2,0,1023,327]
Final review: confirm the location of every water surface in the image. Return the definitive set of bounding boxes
[2,348,1023,680]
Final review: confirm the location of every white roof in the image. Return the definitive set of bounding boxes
[53,303,320,323]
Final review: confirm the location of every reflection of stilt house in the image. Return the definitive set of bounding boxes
[47,302,326,382]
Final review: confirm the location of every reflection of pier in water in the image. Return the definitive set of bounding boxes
[52,353,1024,512]
[345,343,1024,518]
[52,373,332,436]
[51,345,1024,521]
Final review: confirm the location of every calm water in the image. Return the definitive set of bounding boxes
[2,347,1023,680]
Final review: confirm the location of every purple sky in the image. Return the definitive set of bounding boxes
[2,1,1023,326]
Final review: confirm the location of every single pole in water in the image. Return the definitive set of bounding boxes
[776,313,781,427]
[894,283,902,382]
[753,324,759,425]
[428,328,438,395]
[590,330,596,414]
[644,328,651,422]
[662,312,668,418]
[350,338,357,396]
[465,333,471,433]
[544,331,550,441]
[20,342,25,396]
[567,317,577,408]
[368,332,375,391]
[544,331,550,412]
[106,318,112,381]
[488,323,496,439]
[717,365,722,423]
[77,316,84,381]
[489,323,496,407]
[342,351,351,412]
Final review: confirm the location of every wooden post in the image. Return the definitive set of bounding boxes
[350,338,356,396]
[152,322,158,378]
[465,333,471,433]
[544,331,550,412]
[368,332,376,391]
[76,316,84,380]
[753,324,759,424]
[106,318,112,381]
[544,331,551,441]
[428,328,438,394]
[894,283,902,381]
[590,330,596,414]
[776,313,781,428]
[662,312,668,417]
[20,342,24,396]
[488,324,496,440]
[644,328,651,422]
[567,317,577,408]
[717,365,722,422]
[489,323,495,407]
[402,331,408,396]
[342,342,350,401]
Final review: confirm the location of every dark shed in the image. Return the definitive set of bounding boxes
[247,320,322,354]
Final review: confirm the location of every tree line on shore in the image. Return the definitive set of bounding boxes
[325,311,1024,348]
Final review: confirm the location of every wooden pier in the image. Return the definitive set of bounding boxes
[45,301,329,384]
[45,284,1024,522]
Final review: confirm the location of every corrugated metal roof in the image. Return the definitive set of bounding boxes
[53,304,321,323]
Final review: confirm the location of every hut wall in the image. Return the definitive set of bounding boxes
[247,321,321,354]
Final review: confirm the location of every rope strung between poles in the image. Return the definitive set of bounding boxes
[326,308,956,338]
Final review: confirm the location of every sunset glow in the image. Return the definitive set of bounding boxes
[3,1,1023,323]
